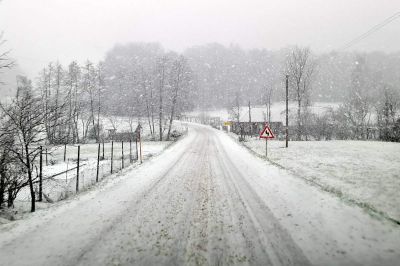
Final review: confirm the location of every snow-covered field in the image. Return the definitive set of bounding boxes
[1,124,399,265]
[12,119,189,209]
[187,102,340,123]
[239,137,400,222]
[15,141,174,205]
[99,115,188,140]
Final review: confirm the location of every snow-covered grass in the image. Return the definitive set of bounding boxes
[11,120,188,215]
[237,136,400,222]
[99,115,188,140]
[15,140,173,204]
[1,124,399,265]
[186,102,340,123]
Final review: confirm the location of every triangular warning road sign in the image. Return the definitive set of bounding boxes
[259,124,275,139]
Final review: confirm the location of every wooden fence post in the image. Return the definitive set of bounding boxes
[96,143,100,182]
[135,135,138,161]
[111,141,114,174]
[38,146,43,202]
[76,145,80,192]
[121,141,124,169]
[64,144,67,162]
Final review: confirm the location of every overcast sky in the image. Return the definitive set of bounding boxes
[1,0,400,77]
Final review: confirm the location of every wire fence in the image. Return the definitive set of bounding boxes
[15,122,188,205]
[17,140,142,203]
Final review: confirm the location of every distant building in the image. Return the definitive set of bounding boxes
[106,129,137,142]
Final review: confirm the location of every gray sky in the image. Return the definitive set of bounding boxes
[1,0,400,77]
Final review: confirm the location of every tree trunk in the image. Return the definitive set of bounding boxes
[159,89,163,141]
[7,188,13,208]
[0,157,5,208]
[297,96,301,141]
[159,58,166,141]
[25,145,35,212]
[167,97,177,141]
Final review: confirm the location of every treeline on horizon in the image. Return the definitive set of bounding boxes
[2,42,400,143]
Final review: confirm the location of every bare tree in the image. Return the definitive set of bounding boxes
[0,32,14,81]
[96,62,105,142]
[0,77,46,212]
[64,61,81,143]
[342,55,373,139]
[166,56,186,140]
[0,131,25,208]
[377,85,399,140]
[229,92,244,140]
[141,68,154,137]
[264,87,273,124]
[82,60,99,142]
[157,56,168,141]
[286,46,315,140]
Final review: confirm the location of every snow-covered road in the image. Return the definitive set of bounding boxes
[1,124,399,265]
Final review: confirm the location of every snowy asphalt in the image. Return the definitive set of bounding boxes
[0,124,399,266]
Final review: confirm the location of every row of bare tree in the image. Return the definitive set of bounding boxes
[0,43,195,212]
[36,60,104,144]
[229,46,400,141]
[101,44,195,141]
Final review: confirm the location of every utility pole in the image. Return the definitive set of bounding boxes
[96,143,100,182]
[285,75,289,148]
[76,146,80,192]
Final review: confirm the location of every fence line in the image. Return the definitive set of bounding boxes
[17,140,140,203]
[16,124,186,204]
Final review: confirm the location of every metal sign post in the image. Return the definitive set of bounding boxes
[259,124,275,157]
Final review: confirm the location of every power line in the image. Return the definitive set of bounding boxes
[340,11,400,50]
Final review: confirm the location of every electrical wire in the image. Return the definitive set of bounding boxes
[340,11,400,50]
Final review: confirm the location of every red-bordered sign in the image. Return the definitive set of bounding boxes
[259,124,275,139]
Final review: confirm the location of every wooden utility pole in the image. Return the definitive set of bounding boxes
[285,75,289,148]
[96,143,100,182]
[76,146,80,192]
